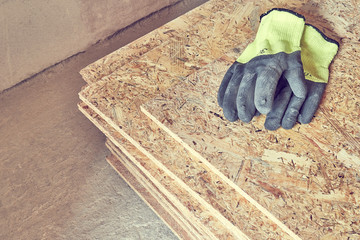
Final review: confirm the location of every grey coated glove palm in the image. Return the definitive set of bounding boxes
[264,24,339,130]
[218,8,307,123]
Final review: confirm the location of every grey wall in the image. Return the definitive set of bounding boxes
[0,0,179,92]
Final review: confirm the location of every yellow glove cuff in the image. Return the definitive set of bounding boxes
[237,8,305,63]
[301,24,339,83]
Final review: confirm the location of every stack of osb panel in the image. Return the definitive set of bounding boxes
[78,0,360,239]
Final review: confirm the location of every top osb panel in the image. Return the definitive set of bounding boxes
[141,45,360,239]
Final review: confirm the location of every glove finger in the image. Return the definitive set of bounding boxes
[254,66,282,114]
[236,70,257,123]
[217,62,239,108]
[282,67,307,99]
[298,81,326,124]
[281,94,306,129]
[265,77,292,131]
[222,65,245,122]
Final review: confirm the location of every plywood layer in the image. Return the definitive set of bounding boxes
[141,50,360,239]
[77,102,246,239]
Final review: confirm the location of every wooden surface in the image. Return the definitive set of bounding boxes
[78,0,360,239]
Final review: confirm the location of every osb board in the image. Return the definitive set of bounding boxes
[77,102,246,240]
[78,0,359,239]
[106,148,202,240]
[76,1,352,239]
[106,153,191,240]
[141,48,360,240]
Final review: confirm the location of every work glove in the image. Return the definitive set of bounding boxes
[264,24,339,130]
[218,8,307,123]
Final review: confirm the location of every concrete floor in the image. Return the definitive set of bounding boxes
[0,1,206,239]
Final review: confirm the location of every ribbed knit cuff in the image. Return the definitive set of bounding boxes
[301,24,339,83]
[237,8,305,63]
